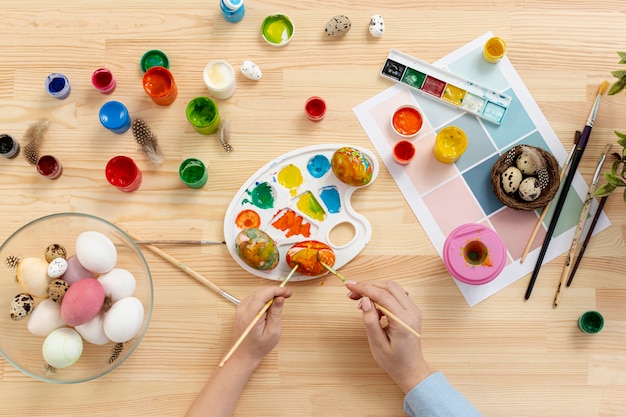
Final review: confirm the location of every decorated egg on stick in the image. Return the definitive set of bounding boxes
[331,146,374,186]
[286,240,336,276]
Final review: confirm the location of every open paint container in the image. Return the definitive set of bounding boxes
[391,105,423,137]
[261,14,294,47]
[443,223,506,285]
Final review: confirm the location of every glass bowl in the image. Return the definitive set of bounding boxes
[0,212,153,383]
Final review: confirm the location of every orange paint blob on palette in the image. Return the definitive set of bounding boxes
[224,144,379,281]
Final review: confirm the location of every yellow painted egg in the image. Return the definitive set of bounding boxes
[331,147,373,186]
[16,257,51,298]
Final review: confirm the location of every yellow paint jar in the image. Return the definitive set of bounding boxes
[433,126,468,164]
[483,37,507,63]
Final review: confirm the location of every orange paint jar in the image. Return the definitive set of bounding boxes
[391,105,423,137]
[142,66,178,105]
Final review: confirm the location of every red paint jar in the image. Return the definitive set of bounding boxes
[305,96,326,121]
[105,156,142,192]
[36,155,63,179]
[393,140,415,165]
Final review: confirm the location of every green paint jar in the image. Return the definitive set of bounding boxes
[578,310,604,334]
[186,97,220,135]
[179,158,208,189]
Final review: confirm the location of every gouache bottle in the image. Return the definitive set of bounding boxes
[220,0,245,23]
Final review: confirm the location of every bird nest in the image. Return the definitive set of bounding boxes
[490,145,560,210]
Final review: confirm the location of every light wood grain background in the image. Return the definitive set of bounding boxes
[1,1,625,416]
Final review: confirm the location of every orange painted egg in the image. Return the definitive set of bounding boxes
[331,147,373,186]
[235,228,279,271]
[286,240,335,276]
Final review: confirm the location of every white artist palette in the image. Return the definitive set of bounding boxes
[224,144,379,281]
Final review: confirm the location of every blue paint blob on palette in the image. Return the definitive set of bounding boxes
[224,144,379,281]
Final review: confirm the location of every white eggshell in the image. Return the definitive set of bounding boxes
[98,268,137,301]
[27,298,66,337]
[47,257,68,278]
[240,60,262,81]
[42,327,83,368]
[368,14,384,37]
[103,297,144,343]
[76,314,111,345]
[75,231,117,274]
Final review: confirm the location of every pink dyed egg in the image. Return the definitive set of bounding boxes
[61,278,105,326]
[62,255,96,286]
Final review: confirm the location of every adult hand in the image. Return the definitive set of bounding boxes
[345,280,434,393]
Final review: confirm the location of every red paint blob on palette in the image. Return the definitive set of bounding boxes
[421,76,446,97]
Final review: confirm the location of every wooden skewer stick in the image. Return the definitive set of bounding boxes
[126,230,240,305]
[134,239,225,245]
[321,263,422,339]
[218,265,298,368]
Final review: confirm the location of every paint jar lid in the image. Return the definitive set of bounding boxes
[99,101,130,130]
[140,50,170,73]
[443,223,506,285]
[223,0,243,10]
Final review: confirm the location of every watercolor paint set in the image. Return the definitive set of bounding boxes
[224,144,379,281]
[380,49,512,125]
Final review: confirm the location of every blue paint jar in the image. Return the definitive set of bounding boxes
[220,0,245,23]
[99,101,131,134]
[45,73,71,99]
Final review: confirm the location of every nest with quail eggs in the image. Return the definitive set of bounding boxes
[491,145,560,210]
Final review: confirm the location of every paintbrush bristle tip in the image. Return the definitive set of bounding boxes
[598,80,610,95]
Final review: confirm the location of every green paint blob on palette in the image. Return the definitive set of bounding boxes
[224,144,379,281]
[381,49,511,125]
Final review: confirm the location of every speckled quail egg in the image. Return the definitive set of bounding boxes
[369,14,385,37]
[516,152,540,175]
[47,257,68,278]
[47,279,69,303]
[501,166,523,194]
[44,243,67,263]
[10,293,35,321]
[240,60,262,81]
[325,15,351,37]
[518,177,542,201]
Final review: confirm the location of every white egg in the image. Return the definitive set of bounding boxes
[369,14,385,38]
[103,297,145,343]
[75,231,117,274]
[76,314,110,345]
[28,298,66,336]
[42,327,83,368]
[240,60,262,81]
[47,257,68,278]
[98,268,137,301]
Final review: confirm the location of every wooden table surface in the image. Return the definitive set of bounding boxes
[1,1,625,416]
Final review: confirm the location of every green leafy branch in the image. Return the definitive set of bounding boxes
[594,130,626,203]
[608,51,626,95]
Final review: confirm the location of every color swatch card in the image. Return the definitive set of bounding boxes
[353,32,611,306]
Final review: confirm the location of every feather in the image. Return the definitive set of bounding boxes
[517,145,547,169]
[22,119,50,165]
[132,118,164,165]
[218,119,234,152]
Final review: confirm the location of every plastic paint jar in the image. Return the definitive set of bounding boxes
[179,158,208,188]
[393,140,415,165]
[304,96,326,121]
[186,97,221,135]
[391,105,423,137]
[105,156,142,192]
[261,14,294,47]
[45,73,71,99]
[578,311,604,334]
[91,68,116,94]
[433,126,468,163]
[0,134,20,159]
[140,50,170,72]
[36,155,63,179]
[483,37,507,63]
[220,0,245,23]
[443,223,506,285]
[203,60,236,100]
[99,101,131,134]
[142,66,178,105]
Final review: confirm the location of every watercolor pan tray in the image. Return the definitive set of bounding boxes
[224,144,379,281]
[380,49,511,125]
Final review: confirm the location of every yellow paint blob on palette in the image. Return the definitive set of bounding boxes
[224,144,379,281]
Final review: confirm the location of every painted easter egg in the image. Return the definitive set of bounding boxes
[42,327,83,369]
[240,60,262,81]
[325,15,351,37]
[47,257,68,278]
[369,14,384,37]
[331,147,373,186]
[62,255,96,286]
[61,278,105,326]
[286,240,335,276]
[16,257,51,298]
[235,228,279,270]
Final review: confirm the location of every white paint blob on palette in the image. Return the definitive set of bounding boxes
[224,144,379,281]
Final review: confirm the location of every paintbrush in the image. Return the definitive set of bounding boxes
[525,80,609,300]
[127,230,239,305]
[321,262,422,339]
[520,131,580,263]
[553,143,611,307]
[218,265,298,368]
[566,195,609,287]
[134,239,225,245]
